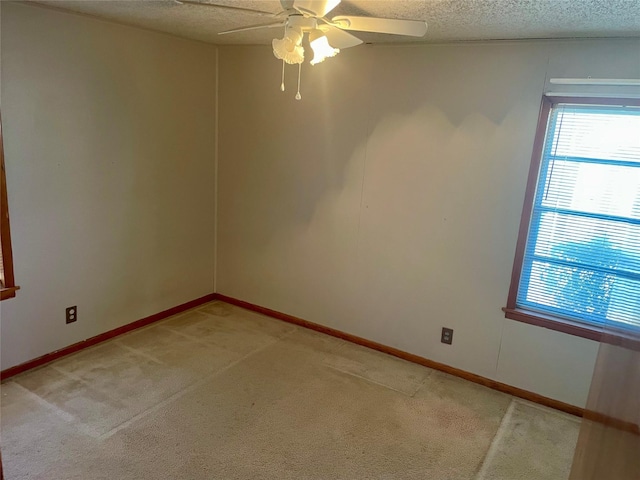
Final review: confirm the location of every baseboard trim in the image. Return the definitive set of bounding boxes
[214,293,585,418]
[5,291,637,435]
[0,293,217,381]
[582,410,640,436]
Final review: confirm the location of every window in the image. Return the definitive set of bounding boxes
[0,113,18,301]
[504,97,640,340]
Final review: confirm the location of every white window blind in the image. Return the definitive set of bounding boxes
[517,104,640,330]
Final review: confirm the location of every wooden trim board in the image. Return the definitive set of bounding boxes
[0,293,216,381]
[0,111,19,301]
[3,290,637,436]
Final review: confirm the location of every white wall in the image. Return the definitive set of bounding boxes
[217,38,640,407]
[0,3,217,369]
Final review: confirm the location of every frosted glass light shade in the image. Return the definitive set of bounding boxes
[273,27,304,65]
[309,30,339,65]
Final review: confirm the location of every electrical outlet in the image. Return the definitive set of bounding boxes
[66,306,77,324]
[441,327,453,345]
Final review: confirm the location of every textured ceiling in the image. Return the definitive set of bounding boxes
[28,0,640,45]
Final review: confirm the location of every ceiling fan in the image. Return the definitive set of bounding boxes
[175,0,428,99]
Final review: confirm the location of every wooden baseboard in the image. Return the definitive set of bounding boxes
[0,293,217,381]
[582,410,640,436]
[213,293,585,418]
[5,291,637,436]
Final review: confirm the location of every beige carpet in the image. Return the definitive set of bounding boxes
[1,301,580,479]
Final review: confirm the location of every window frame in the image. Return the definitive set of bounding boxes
[0,112,19,301]
[503,95,640,342]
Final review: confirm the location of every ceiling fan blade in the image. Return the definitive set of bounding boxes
[175,0,277,17]
[218,21,286,35]
[330,15,427,37]
[293,0,341,17]
[318,24,363,49]
[280,0,295,10]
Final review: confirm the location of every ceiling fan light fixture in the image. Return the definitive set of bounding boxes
[309,29,340,65]
[272,26,304,64]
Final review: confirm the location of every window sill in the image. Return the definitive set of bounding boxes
[0,286,20,301]
[503,307,604,341]
[503,307,640,350]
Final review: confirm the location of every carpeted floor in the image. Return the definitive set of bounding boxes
[1,301,580,479]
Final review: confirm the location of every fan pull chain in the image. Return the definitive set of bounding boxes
[280,60,285,92]
[295,63,302,100]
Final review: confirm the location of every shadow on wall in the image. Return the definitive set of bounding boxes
[220,44,546,248]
